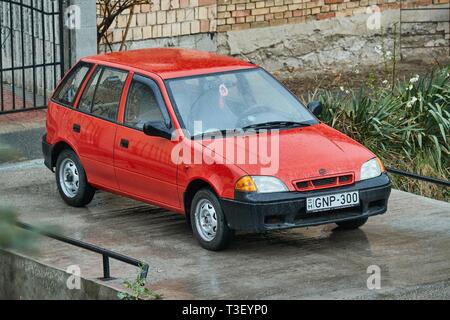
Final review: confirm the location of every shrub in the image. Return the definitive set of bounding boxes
[318,68,449,201]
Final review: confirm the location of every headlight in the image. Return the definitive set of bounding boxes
[360,158,384,181]
[235,176,288,193]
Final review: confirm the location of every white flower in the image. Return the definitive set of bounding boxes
[345,90,350,94]
[355,69,360,74]
[382,80,389,85]
[340,86,345,92]
[406,96,418,108]
[374,46,383,55]
[409,75,419,84]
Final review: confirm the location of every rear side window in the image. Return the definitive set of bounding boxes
[78,68,101,113]
[77,66,128,122]
[53,63,91,106]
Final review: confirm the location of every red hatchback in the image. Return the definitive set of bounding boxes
[43,48,391,250]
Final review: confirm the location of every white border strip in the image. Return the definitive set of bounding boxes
[0,159,45,172]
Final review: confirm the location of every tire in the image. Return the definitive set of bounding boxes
[190,188,234,251]
[55,149,95,207]
[336,217,368,230]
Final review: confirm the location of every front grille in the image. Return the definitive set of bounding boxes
[312,177,336,187]
[294,173,354,192]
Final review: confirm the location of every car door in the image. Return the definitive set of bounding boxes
[114,74,180,210]
[70,65,129,190]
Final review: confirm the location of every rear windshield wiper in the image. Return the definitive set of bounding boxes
[242,121,312,131]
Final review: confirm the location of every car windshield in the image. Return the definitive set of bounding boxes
[166,68,318,138]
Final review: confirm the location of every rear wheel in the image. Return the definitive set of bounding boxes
[336,217,368,230]
[190,189,234,251]
[55,149,95,207]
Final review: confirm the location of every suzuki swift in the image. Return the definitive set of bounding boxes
[42,48,391,251]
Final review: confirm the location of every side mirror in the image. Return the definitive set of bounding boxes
[143,121,172,140]
[307,101,323,117]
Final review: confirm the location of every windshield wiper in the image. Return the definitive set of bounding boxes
[242,121,312,131]
[192,129,237,140]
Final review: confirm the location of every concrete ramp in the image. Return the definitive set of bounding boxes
[0,161,449,299]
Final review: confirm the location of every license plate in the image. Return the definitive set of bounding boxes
[306,191,359,213]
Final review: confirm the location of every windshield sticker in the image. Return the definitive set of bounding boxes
[219,84,229,97]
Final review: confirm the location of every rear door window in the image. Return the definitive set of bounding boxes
[77,66,128,121]
[53,62,92,106]
[78,67,102,113]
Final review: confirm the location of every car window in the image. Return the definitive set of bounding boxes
[166,68,316,136]
[124,77,165,130]
[53,63,91,106]
[78,67,101,113]
[77,67,128,121]
[91,68,128,121]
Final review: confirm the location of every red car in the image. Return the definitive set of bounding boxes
[42,48,391,250]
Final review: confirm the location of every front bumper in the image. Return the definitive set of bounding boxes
[220,173,391,232]
[42,134,54,171]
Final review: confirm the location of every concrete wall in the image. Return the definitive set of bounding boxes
[217,5,450,72]
[101,3,449,73]
[0,250,119,300]
[68,0,98,65]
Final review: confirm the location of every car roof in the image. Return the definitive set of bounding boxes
[82,48,257,79]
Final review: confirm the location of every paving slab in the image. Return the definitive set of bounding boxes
[0,161,449,299]
[0,109,46,135]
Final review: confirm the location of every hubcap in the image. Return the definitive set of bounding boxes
[59,158,80,198]
[195,199,218,242]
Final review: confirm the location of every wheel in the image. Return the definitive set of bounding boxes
[336,217,368,230]
[55,149,95,207]
[190,188,234,251]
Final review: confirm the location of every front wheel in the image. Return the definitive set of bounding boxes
[55,149,95,207]
[190,189,234,251]
[336,217,368,230]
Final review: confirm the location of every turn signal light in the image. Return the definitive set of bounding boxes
[235,176,257,192]
[376,157,386,173]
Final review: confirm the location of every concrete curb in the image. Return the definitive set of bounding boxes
[0,249,121,300]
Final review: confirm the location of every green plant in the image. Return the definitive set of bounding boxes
[0,208,37,250]
[318,66,450,201]
[117,265,162,300]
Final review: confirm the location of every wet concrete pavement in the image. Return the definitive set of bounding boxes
[0,127,45,163]
[0,161,449,299]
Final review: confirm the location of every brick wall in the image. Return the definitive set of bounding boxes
[100,0,449,44]
[216,0,448,32]
[101,0,217,44]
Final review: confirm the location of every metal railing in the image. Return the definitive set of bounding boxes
[386,167,450,187]
[16,221,149,281]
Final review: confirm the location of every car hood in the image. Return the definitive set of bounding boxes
[199,123,375,191]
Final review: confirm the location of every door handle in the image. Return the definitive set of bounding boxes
[120,139,129,149]
[73,124,81,133]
